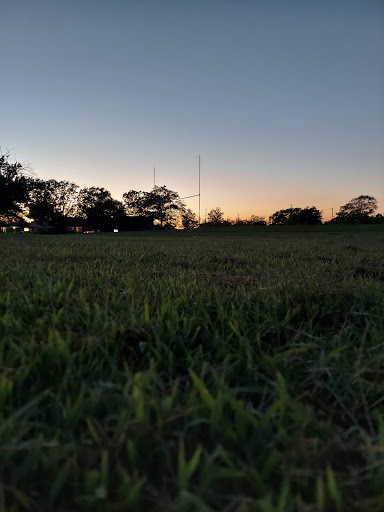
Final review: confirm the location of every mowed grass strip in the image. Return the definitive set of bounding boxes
[0,226,384,511]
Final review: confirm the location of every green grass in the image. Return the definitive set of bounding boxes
[1,225,384,511]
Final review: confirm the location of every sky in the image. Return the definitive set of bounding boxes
[1,0,383,221]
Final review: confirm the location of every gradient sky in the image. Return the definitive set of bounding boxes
[1,0,383,221]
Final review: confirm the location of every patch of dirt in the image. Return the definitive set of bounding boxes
[275,251,293,260]
[116,328,150,367]
[344,245,363,252]
[175,260,193,270]
[291,436,366,474]
[316,255,340,264]
[198,271,258,286]
[209,256,248,266]
[354,259,384,280]
[139,252,167,264]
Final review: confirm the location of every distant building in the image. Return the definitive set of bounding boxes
[66,226,82,233]
[29,221,54,234]
[1,225,22,233]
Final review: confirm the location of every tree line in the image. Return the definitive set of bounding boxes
[0,152,194,231]
[268,196,383,225]
[1,151,382,231]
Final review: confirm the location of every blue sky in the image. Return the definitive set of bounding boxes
[1,0,383,220]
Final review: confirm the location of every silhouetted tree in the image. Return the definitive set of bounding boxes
[123,185,185,227]
[145,186,185,227]
[269,209,294,225]
[182,208,198,229]
[0,152,34,223]
[247,215,266,226]
[78,187,125,230]
[91,198,126,230]
[122,190,148,216]
[28,179,79,229]
[296,207,322,224]
[207,207,224,226]
[334,195,378,223]
[78,187,112,216]
[269,207,322,225]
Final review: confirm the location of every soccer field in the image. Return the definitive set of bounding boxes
[1,226,384,511]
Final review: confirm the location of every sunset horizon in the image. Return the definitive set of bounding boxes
[1,0,383,223]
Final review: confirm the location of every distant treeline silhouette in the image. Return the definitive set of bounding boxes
[1,151,383,231]
[0,152,188,231]
[269,198,383,225]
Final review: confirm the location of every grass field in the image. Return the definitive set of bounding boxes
[1,225,384,511]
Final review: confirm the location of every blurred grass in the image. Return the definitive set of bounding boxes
[0,225,384,511]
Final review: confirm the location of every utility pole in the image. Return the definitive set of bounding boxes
[205,208,207,224]
[180,154,201,225]
[331,207,334,220]
[154,166,156,188]
[198,155,201,226]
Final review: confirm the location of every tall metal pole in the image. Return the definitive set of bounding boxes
[198,155,201,226]
[331,207,333,220]
[154,167,156,188]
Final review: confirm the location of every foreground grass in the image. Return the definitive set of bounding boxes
[0,226,384,511]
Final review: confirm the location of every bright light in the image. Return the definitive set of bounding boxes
[114,228,119,233]
[24,228,30,232]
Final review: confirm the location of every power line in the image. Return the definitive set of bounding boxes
[181,194,199,200]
